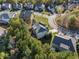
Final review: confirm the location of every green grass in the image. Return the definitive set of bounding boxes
[41,11,51,16]
[33,14,49,28]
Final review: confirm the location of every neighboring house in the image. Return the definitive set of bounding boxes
[0,13,10,24]
[0,11,18,24]
[12,3,22,10]
[20,10,32,21]
[20,10,33,28]
[58,26,79,41]
[47,4,55,14]
[34,3,45,12]
[1,3,11,10]
[51,34,77,52]
[32,23,48,39]
[23,3,34,10]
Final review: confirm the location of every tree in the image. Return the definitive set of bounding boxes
[6,15,78,59]
[0,0,5,3]
[55,0,68,4]
[55,5,64,14]
[67,14,76,29]
[0,52,9,59]
[7,0,18,3]
[41,0,49,3]
[35,53,47,59]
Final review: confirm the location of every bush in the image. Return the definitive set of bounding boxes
[55,5,64,14]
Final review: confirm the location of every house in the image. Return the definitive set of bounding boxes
[34,3,45,12]
[12,3,22,10]
[47,4,55,14]
[1,3,11,10]
[23,3,34,10]
[32,23,48,39]
[20,10,33,28]
[0,13,10,24]
[0,11,17,24]
[51,34,77,52]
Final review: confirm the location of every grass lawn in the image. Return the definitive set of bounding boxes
[33,14,50,29]
[41,11,51,16]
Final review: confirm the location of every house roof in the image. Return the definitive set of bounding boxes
[0,11,19,24]
[20,10,32,20]
[0,13,10,23]
[32,23,48,38]
[1,3,11,10]
[32,23,48,32]
[51,35,77,52]
[34,3,45,11]
[12,3,22,10]
[24,3,34,10]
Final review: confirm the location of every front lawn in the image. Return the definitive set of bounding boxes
[33,14,50,28]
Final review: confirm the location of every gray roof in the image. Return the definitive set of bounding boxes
[1,3,11,10]
[0,11,19,24]
[51,35,77,52]
[12,3,22,10]
[0,13,10,23]
[20,10,32,20]
[32,23,48,39]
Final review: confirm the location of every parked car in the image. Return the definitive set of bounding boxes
[1,3,11,10]
[12,3,22,10]
[23,3,34,10]
[34,3,45,12]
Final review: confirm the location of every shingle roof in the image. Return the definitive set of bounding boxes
[1,3,11,10]
[20,10,32,20]
[32,23,48,39]
[51,35,77,52]
[12,3,22,10]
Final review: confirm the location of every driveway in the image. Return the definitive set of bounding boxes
[48,14,58,29]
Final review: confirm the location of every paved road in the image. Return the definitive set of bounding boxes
[48,14,58,29]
